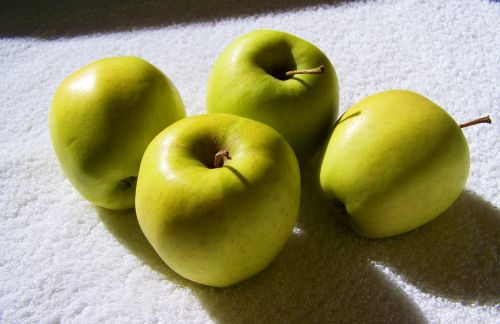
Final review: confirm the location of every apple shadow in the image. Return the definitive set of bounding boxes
[1,0,355,39]
[98,160,499,322]
[335,110,361,126]
[224,165,250,187]
[97,208,198,289]
[367,190,500,306]
[97,190,427,323]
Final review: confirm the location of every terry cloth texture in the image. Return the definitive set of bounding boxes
[1,0,499,323]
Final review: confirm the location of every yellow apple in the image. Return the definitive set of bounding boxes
[320,90,471,238]
[135,113,300,287]
[50,56,185,210]
[207,29,339,163]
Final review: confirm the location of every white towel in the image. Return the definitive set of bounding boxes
[1,0,499,322]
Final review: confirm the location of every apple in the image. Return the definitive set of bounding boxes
[206,29,339,163]
[135,113,300,287]
[50,56,185,210]
[320,90,490,238]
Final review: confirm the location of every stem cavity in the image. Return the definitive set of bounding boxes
[285,64,326,77]
[119,176,137,191]
[459,115,492,128]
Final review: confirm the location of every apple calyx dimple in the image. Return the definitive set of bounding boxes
[459,115,492,128]
[213,149,232,168]
[119,176,137,191]
[285,64,326,77]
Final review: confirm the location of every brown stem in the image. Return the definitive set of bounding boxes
[285,64,325,77]
[459,115,492,128]
[213,149,231,168]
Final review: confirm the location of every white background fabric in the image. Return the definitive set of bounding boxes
[1,0,499,322]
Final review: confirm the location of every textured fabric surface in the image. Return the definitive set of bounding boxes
[1,0,499,323]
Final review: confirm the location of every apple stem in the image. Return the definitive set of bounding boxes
[213,149,231,168]
[459,115,492,128]
[285,65,325,77]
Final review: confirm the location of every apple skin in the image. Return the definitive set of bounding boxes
[206,29,339,163]
[50,56,185,210]
[135,113,300,287]
[320,90,470,238]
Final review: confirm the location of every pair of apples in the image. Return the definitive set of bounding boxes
[50,30,488,287]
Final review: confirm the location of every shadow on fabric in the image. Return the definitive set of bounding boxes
[1,0,353,39]
[98,158,499,322]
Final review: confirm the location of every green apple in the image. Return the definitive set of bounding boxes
[206,29,339,163]
[320,90,472,238]
[135,113,300,287]
[50,56,185,210]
